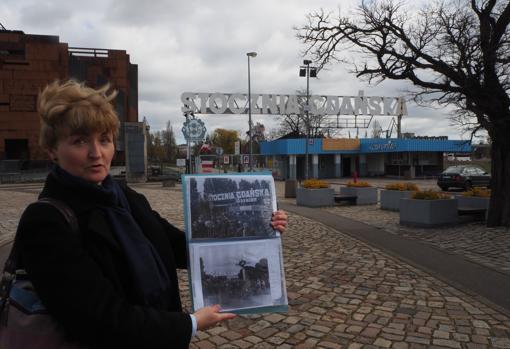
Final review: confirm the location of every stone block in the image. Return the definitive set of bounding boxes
[380,189,414,211]
[340,186,378,205]
[400,198,458,227]
[296,187,334,207]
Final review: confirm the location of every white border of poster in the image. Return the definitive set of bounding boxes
[182,173,288,314]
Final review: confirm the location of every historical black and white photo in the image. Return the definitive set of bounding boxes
[189,239,287,312]
[184,174,277,239]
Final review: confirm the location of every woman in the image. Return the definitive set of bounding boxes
[16,80,288,348]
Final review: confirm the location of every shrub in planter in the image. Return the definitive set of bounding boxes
[385,182,419,191]
[340,181,377,205]
[462,188,491,197]
[458,188,490,210]
[302,179,329,189]
[380,183,419,211]
[296,179,334,207]
[346,181,371,187]
[400,190,458,227]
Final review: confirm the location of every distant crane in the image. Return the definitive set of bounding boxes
[0,23,6,31]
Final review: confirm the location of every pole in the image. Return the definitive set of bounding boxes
[186,113,191,174]
[247,55,253,172]
[305,61,310,180]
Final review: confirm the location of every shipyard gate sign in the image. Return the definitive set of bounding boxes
[181,92,407,116]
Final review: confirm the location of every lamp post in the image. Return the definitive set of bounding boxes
[247,51,257,172]
[299,59,317,179]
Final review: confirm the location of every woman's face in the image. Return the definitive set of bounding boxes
[49,130,115,184]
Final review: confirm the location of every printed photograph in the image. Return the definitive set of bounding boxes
[189,239,287,312]
[185,174,277,239]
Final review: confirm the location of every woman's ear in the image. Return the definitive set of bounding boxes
[47,149,58,163]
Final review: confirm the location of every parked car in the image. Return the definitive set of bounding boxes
[437,165,491,191]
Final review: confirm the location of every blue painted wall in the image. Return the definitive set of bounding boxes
[260,138,471,155]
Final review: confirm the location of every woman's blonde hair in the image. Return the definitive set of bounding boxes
[38,80,120,150]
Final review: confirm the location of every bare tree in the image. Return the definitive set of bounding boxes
[275,89,342,139]
[297,0,510,227]
[161,121,177,162]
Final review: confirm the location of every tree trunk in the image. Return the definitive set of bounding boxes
[487,135,510,227]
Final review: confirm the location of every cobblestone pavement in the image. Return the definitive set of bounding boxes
[274,180,510,276]
[1,183,510,348]
[0,186,38,246]
[134,185,510,349]
[322,205,510,276]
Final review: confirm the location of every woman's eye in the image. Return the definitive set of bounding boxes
[100,136,112,144]
[73,138,86,145]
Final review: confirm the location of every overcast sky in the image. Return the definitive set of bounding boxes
[1,0,475,144]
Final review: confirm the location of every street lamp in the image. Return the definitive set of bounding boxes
[299,59,317,179]
[247,51,257,172]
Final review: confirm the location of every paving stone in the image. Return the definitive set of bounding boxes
[491,337,510,349]
[347,344,363,349]
[256,327,279,339]
[374,338,393,348]
[244,336,263,344]
[433,330,450,339]
[465,344,488,349]
[230,339,252,348]
[221,331,243,341]
[452,332,470,342]
[471,335,489,344]
[264,313,286,323]
[472,320,490,329]
[405,336,430,345]
[346,325,364,334]
[432,339,462,348]
[266,332,290,345]
[195,340,216,349]
[209,335,229,345]
[360,327,381,338]
[317,341,343,349]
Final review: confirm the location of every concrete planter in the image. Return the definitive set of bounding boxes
[284,179,297,198]
[296,187,334,207]
[340,187,378,205]
[400,198,458,227]
[380,190,414,211]
[457,196,490,210]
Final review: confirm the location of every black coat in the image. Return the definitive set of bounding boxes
[16,173,192,349]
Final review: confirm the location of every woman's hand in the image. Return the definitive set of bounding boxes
[271,210,288,234]
[193,305,236,330]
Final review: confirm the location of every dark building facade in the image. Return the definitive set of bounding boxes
[0,29,138,162]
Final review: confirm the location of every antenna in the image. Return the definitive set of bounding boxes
[0,23,6,30]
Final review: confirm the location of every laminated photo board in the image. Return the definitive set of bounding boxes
[182,173,288,314]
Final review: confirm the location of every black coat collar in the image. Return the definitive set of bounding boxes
[39,173,122,251]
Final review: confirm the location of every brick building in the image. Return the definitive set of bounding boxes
[0,29,138,163]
